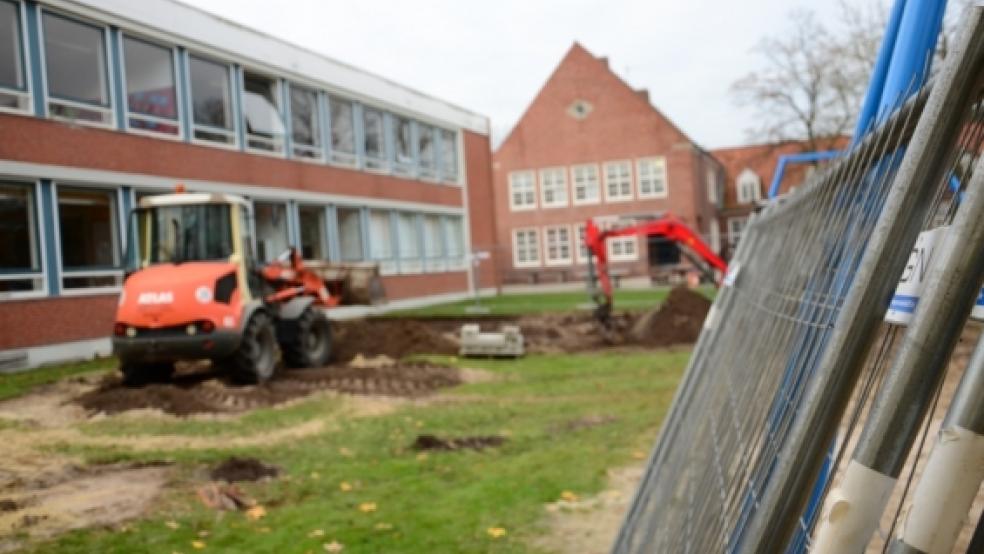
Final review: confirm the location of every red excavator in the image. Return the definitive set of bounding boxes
[584,213,727,324]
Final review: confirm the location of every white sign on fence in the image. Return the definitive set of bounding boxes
[885,226,984,325]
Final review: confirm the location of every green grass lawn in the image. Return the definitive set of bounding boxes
[389,286,715,318]
[0,358,114,401]
[25,350,689,554]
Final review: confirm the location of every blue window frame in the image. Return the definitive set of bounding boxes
[41,10,114,126]
[0,181,45,298]
[0,0,30,113]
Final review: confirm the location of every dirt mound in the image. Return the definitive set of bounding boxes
[411,434,506,451]
[210,457,279,482]
[74,362,461,416]
[332,319,457,362]
[629,286,710,347]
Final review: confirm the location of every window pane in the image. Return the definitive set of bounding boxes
[298,205,326,260]
[368,210,393,260]
[123,36,177,120]
[0,183,38,272]
[189,56,232,130]
[398,213,420,258]
[329,97,355,155]
[254,202,289,263]
[243,72,284,150]
[43,13,108,106]
[337,207,363,261]
[0,1,24,91]
[58,188,118,269]
[363,107,386,166]
[395,117,412,163]
[418,125,435,172]
[290,85,320,149]
[423,215,442,257]
[440,129,457,179]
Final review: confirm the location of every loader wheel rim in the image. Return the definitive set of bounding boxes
[304,320,328,362]
[254,324,276,379]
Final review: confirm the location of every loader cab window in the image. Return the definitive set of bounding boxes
[131,204,233,267]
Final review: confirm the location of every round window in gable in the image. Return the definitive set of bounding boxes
[567,99,593,120]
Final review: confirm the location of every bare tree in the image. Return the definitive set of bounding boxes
[732,0,967,152]
[731,11,860,152]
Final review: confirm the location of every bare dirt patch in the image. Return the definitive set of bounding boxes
[532,464,644,554]
[0,463,170,549]
[411,434,506,452]
[210,457,279,483]
[332,319,458,362]
[73,362,463,416]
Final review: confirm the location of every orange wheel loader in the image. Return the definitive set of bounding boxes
[112,188,337,385]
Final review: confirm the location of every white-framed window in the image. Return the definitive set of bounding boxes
[393,116,413,176]
[242,71,285,154]
[737,168,762,204]
[728,216,748,246]
[42,11,114,127]
[574,223,590,265]
[423,214,445,272]
[297,205,327,261]
[328,96,357,166]
[188,54,236,146]
[608,236,638,262]
[368,209,396,275]
[0,181,45,299]
[0,0,32,114]
[417,124,437,180]
[710,218,722,256]
[336,206,364,262]
[121,34,180,138]
[604,160,634,202]
[706,166,719,205]
[55,185,123,292]
[637,157,668,199]
[543,225,573,266]
[289,83,323,160]
[539,167,568,208]
[512,228,540,268]
[445,216,466,270]
[397,212,422,273]
[509,170,537,211]
[439,128,459,183]
[362,106,387,171]
[572,164,600,205]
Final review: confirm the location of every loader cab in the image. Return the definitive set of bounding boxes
[126,192,261,300]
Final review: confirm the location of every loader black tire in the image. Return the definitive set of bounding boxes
[120,361,174,387]
[281,307,332,368]
[229,312,280,384]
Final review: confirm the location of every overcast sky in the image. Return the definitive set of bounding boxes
[192,0,866,150]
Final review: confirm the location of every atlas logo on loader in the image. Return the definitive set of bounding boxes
[136,291,175,305]
[112,187,337,386]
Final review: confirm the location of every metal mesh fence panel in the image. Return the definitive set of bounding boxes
[613,9,984,553]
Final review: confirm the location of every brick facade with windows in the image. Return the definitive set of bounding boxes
[492,43,724,284]
[711,137,847,259]
[0,0,496,366]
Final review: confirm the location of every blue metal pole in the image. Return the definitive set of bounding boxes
[852,0,909,144]
[768,150,841,199]
[876,0,948,120]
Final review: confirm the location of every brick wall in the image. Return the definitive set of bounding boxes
[492,43,721,282]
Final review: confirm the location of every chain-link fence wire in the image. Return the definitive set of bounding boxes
[612,10,984,552]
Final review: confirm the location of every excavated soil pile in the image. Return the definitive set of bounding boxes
[331,319,458,362]
[210,457,279,482]
[411,434,506,451]
[629,286,711,347]
[74,362,462,416]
